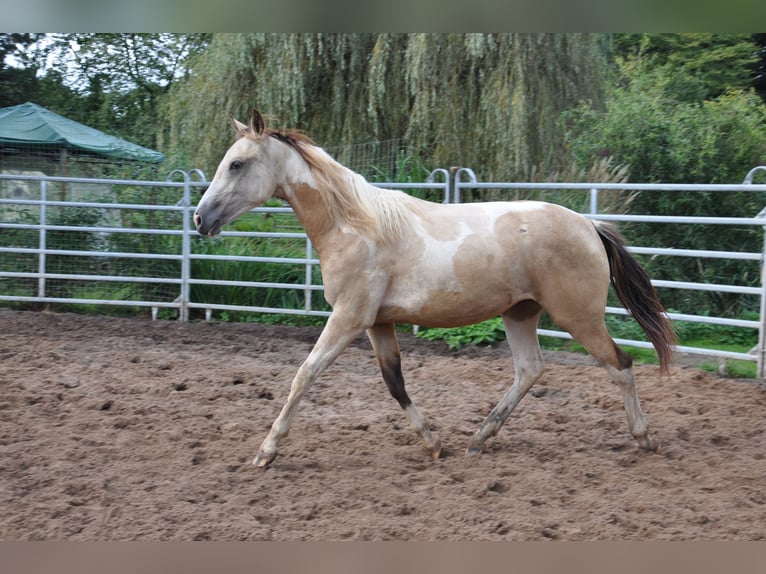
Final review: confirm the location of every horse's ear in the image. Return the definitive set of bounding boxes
[230,114,249,137]
[250,108,265,136]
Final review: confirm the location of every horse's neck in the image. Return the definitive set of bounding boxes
[279,182,337,253]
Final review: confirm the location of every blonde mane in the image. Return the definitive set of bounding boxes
[261,129,419,242]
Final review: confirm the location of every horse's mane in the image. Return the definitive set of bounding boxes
[256,128,419,242]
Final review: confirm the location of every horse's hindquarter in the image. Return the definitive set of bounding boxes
[376,201,610,328]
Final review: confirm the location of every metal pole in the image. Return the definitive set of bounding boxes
[182,176,192,322]
[426,169,450,204]
[305,237,313,314]
[454,168,477,204]
[38,180,47,299]
[590,187,599,215]
[169,170,193,322]
[757,206,766,378]
[748,168,766,377]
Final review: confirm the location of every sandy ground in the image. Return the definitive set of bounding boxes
[1,308,765,540]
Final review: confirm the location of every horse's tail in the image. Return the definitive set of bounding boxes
[594,222,676,374]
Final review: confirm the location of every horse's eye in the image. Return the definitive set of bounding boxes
[230,160,243,171]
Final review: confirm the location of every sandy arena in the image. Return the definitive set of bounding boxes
[1,307,765,540]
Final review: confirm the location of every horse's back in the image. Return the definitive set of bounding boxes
[415,199,605,271]
[375,199,610,327]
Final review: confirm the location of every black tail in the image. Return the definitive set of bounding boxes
[595,222,676,373]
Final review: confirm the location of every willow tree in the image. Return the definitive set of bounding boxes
[162,33,608,181]
[400,34,608,180]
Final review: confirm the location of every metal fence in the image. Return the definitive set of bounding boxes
[2,168,766,375]
[0,172,448,325]
[454,166,766,375]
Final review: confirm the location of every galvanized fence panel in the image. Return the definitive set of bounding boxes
[1,174,194,317]
[0,173,450,324]
[3,170,766,374]
[455,175,766,374]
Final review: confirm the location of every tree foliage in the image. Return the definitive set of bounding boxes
[40,33,210,151]
[564,58,766,185]
[162,33,378,173]
[1,33,209,153]
[754,33,766,102]
[0,33,43,108]
[163,33,608,179]
[563,53,766,316]
[612,33,761,101]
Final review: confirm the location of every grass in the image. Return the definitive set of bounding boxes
[697,359,756,379]
[415,317,508,349]
[415,314,760,378]
[211,310,327,327]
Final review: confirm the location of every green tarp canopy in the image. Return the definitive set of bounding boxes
[0,102,165,163]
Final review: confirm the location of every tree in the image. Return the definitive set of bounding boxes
[401,34,608,182]
[0,33,42,108]
[612,33,761,101]
[562,55,766,317]
[163,33,609,180]
[753,33,766,103]
[23,33,210,150]
[162,33,380,173]
[0,33,40,70]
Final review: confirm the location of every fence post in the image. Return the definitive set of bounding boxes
[182,175,192,321]
[745,168,766,377]
[37,180,47,299]
[757,206,766,378]
[305,237,314,314]
[427,168,451,204]
[590,187,599,215]
[454,168,477,203]
[167,170,193,322]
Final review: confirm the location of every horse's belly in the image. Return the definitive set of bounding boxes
[376,279,517,328]
[375,230,527,326]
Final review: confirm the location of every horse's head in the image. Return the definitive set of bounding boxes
[194,109,287,236]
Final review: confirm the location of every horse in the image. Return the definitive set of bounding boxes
[193,109,676,468]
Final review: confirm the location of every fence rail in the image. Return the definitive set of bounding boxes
[2,170,766,375]
[454,173,766,373]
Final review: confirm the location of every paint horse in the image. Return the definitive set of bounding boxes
[194,109,676,468]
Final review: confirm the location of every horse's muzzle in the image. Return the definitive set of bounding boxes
[193,211,221,237]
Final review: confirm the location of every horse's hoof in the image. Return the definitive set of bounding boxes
[465,438,483,456]
[253,450,277,468]
[636,433,660,453]
[429,437,442,460]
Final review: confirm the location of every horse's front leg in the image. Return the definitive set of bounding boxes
[253,313,367,468]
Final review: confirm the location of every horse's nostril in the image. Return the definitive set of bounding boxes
[193,213,201,227]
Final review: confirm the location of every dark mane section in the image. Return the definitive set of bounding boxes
[264,129,320,170]
[249,124,416,242]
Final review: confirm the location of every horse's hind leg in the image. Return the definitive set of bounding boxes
[467,301,545,454]
[561,318,659,452]
[367,323,441,459]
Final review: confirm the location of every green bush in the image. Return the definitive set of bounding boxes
[416,317,506,349]
[563,59,766,186]
[562,58,766,318]
[415,311,759,377]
